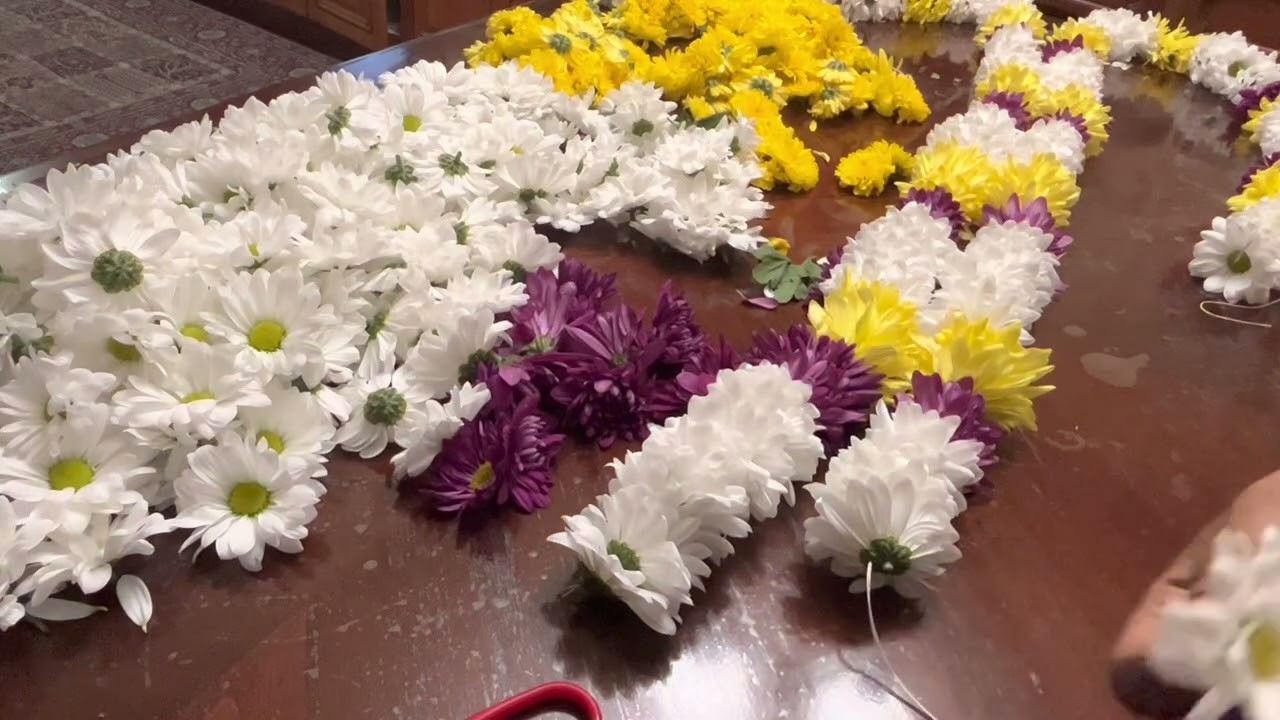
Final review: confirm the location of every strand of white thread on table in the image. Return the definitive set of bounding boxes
[865,562,941,720]
[1198,296,1280,328]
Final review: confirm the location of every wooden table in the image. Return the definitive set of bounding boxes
[3,3,1279,719]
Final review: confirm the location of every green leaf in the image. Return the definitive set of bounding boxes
[773,272,802,303]
[798,259,823,279]
[695,112,728,129]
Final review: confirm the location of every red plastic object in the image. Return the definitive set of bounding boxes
[464,681,603,720]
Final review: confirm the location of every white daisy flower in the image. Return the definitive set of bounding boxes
[50,307,174,379]
[172,435,326,572]
[396,308,511,400]
[465,220,563,277]
[31,210,178,313]
[804,458,961,598]
[1190,214,1280,305]
[0,352,116,456]
[150,275,219,344]
[133,116,215,164]
[334,371,435,459]
[388,381,490,481]
[111,341,271,448]
[548,484,693,635]
[0,405,153,534]
[203,268,343,386]
[238,382,335,479]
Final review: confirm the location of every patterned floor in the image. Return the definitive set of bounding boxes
[0,0,334,174]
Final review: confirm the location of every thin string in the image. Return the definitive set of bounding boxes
[865,562,941,720]
[1198,296,1280,328]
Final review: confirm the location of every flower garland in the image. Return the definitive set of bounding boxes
[549,0,1113,632]
[464,0,932,192]
[0,62,773,631]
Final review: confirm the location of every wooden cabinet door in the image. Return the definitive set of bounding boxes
[308,0,388,49]
[264,0,307,16]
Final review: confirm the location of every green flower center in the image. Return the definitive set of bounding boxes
[384,155,417,186]
[326,106,351,136]
[48,458,94,491]
[90,249,144,294]
[247,242,261,258]
[527,336,555,354]
[181,391,214,403]
[859,537,913,576]
[502,260,527,282]
[631,119,655,137]
[106,338,142,363]
[257,430,286,453]
[365,308,389,338]
[453,222,470,245]
[11,335,53,363]
[1230,60,1249,77]
[180,323,209,343]
[1228,249,1253,274]
[517,188,548,205]
[549,32,573,54]
[606,539,641,572]
[402,114,423,132]
[363,388,407,426]
[749,77,775,95]
[247,320,286,352]
[458,349,495,383]
[227,481,272,517]
[438,151,468,177]
[468,461,496,492]
[610,352,628,367]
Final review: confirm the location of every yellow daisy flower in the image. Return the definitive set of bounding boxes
[902,142,999,222]
[1229,164,1280,212]
[809,276,920,387]
[1049,19,1113,58]
[903,0,951,24]
[986,154,1081,227]
[977,2,1047,44]
[1151,17,1201,75]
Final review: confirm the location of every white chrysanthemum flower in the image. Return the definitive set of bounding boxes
[840,0,903,22]
[20,499,168,606]
[805,458,961,598]
[389,382,490,481]
[0,352,117,456]
[172,435,326,571]
[203,268,343,386]
[437,269,528,317]
[1083,9,1158,62]
[1191,33,1280,100]
[1041,46,1106,95]
[397,309,510,399]
[31,211,178,313]
[389,222,471,290]
[1257,106,1280,157]
[213,202,309,271]
[841,399,983,508]
[1190,213,1280,305]
[294,162,396,227]
[1151,526,1280,720]
[466,220,563,276]
[927,104,1024,159]
[112,341,271,448]
[133,116,214,163]
[549,483,692,635]
[334,369,440,459]
[823,202,959,306]
[0,406,152,534]
[51,307,175,379]
[150,275,219,344]
[1025,117,1087,175]
[238,382,335,479]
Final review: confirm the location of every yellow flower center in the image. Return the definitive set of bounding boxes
[227,481,272,517]
[181,391,214,403]
[247,320,286,352]
[48,458,94,491]
[180,323,209,343]
[257,430,286,453]
[106,338,142,363]
[402,114,422,132]
[1250,623,1280,679]
[468,461,496,492]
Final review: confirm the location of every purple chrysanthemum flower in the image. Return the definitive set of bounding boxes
[982,194,1074,257]
[414,396,565,515]
[650,281,706,375]
[906,372,1003,470]
[746,325,884,455]
[508,267,587,354]
[1233,80,1280,127]
[981,91,1033,130]
[903,187,967,241]
[551,307,663,448]
[1052,110,1091,147]
[650,337,739,417]
[1238,152,1280,193]
[1041,35,1084,61]
[556,258,618,317]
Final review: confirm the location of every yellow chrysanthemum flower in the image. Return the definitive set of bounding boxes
[768,237,792,255]
[1243,98,1277,145]
[975,63,1048,110]
[903,0,951,24]
[809,276,919,387]
[1229,164,1280,212]
[902,142,999,222]
[1049,19,1113,59]
[1038,84,1112,156]
[835,141,913,196]
[986,154,1081,227]
[1151,17,1200,75]
[977,2,1047,44]
[907,316,1054,431]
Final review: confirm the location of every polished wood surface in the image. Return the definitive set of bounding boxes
[3,4,1279,719]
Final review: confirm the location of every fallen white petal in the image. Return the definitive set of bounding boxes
[25,598,107,622]
[116,575,153,632]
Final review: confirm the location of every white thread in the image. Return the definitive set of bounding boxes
[865,562,942,720]
[1198,296,1280,328]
